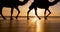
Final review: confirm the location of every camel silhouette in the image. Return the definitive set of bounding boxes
[27,0,60,20]
[0,0,29,20]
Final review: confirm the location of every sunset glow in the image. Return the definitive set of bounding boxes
[1,0,60,16]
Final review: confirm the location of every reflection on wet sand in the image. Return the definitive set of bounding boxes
[0,16,60,32]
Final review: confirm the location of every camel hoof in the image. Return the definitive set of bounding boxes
[27,17,29,20]
[15,16,18,19]
[38,18,41,19]
[10,18,13,20]
[3,18,6,20]
[44,17,47,20]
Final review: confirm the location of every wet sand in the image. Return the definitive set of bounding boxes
[0,16,60,32]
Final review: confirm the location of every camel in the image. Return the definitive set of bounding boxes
[0,0,29,20]
[27,0,60,20]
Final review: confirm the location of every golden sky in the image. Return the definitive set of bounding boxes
[2,0,60,16]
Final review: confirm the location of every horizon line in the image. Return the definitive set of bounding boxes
[0,16,60,18]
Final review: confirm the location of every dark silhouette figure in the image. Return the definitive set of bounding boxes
[27,0,60,20]
[0,0,29,20]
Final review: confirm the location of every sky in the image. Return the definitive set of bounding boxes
[2,0,60,16]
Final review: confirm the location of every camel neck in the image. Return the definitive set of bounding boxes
[18,0,28,5]
[49,0,60,6]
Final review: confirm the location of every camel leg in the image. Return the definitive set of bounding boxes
[34,7,41,19]
[15,7,20,19]
[1,13,6,20]
[47,9,51,17]
[44,9,47,19]
[11,8,13,20]
[27,8,33,20]
[44,9,51,19]
[0,7,6,20]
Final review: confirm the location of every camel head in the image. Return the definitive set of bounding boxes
[54,0,60,2]
[49,0,60,6]
[18,0,29,5]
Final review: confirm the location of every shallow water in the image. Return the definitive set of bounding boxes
[0,16,60,32]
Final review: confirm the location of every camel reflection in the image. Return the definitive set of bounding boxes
[0,17,60,32]
[0,17,44,32]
